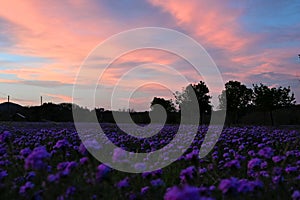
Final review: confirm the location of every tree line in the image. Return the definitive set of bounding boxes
[0,80,297,126]
[150,80,296,126]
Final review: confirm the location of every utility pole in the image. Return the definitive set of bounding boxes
[7,95,10,120]
[41,96,43,106]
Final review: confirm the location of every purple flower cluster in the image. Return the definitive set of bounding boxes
[219,177,263,194]
[0,131,12,142]
[164,185,200,200]
[24,146,50,171]
[1,123,300,199]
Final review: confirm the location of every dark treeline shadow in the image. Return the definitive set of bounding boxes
[0,80,298,126]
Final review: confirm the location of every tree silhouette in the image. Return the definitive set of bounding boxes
[174,81,211,124]
[150,97,176,113]
[253,83,296,125]
[219,81,253,124]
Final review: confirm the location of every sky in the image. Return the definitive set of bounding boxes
[0,0,299,111]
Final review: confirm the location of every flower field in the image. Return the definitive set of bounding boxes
[0,122,300,199]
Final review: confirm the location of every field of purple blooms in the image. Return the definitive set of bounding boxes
[0,122,300,200]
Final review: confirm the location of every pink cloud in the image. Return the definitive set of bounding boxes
[43,93,73,103]
[148,0,300,88]
[148,0,255,52]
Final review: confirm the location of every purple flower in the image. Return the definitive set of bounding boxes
[224,160,241,169]
[25,146,50,171]
[258,147,274,159]
[141,186,150,195]
[260,161,268,169]
[239,144,245,150]
[79,157,89,165]
[66,186,76,197]
[19,181,35,195]
[113,148,128,163]
[0,131,12,142]
[25,171,36,181]
[247,158,262,170]
[285,166,298,174]
[54,139,69,149]
[218,177,239,194]
[259,171,269,178]
[180,166,196,182]
[219,178,263,194]
[116,177,129,189]
[185,149,199,160]
[56,161,77,177]
[273,167,283,176]
[199,168,207,174]
[237,179,253,193]
[257,143,265,148]
[223,153,230,158]
[151,178,165,187]
[47,174,59,183]
[20,148,32,158]
[57,162,69,171]
[134,163,146,171]
[62,161,78,176]
[237,179,263,193]
[209,185,216,191]
[0,170,8,181]
[248,150,256,157]
[78,143,87,155]
[96,164,111,181]
[164,185,201,200]
[272,175,284,184]
[292,190,300,200]
[272,156,285,163]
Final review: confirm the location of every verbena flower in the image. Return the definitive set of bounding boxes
[25,171,36,181]
[113,148,128,163]
[65,186,76,198]
[141,186,150,195]
[272,156,285,163]
[79,157,89,165]
[116,177,129,189]
[20,148,31,158]
[0,131,12,143]
[247,158,262,170]
[180,166,196,183]
[96,164,111,181]
[25,146,50,171]
[53,139,69,149]
[292,190,300,200]
[164,185,201,200]
[47,174,59,183]
[218,177,239,194]
[151,178,165,187]
[134,162,146,171]
[258,147,274,159]
[285,166,298,174]
[19,181,34,195]
[78,143,87,155]
[0,170,8,181]
[224,160,241,169]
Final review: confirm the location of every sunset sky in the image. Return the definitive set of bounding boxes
[0,0,299,111]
